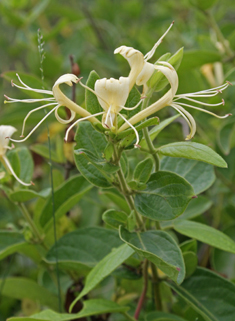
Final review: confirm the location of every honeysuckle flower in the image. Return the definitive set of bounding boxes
[0,125,32,186]
[118,62,231,140]
[73,76,144,146]
[4,74,101,143]
[114,22,174,93]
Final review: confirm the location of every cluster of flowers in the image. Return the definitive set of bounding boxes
[1,23,231,186]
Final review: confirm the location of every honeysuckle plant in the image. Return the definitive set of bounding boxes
[2,22,235,321]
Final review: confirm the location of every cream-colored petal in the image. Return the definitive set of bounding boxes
[95,78,110,111]
[95,77,129,113]
[154,63,178,96]
[0,125,17,156]
[136,62,155,86]
[114,46,145,91]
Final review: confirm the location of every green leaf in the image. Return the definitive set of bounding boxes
[30,144,60,163]
[146,311,187,321]
[9,188,51,202]
[8,147,34,184]
[119,227,185,284]
[127,180,147,191]
[174,220,235,253]
[217,119,235,155]
[100,189,129,213]
[0,277,59,311]
[85,70,102,120]
[7,299,129,321]
[161,196,212,229]
[74,122,111,188]
[134,157,154,183]
[183,251,198,277]
[140,114,180,149]
[167,267,235,321]
[45,227,123,269]
[0,231,25,260]
[213,224,235,279]
[160,156,215,194]
[158,142,227,168]
[135,171,194,221]
[180,50,221,71]
[39,175,91,230]
[70,244,134,309]
[148,47,184,92]
[180,239,197,254]
[102,209,128,229]
[123,85,141,119]
[74,149,118,174]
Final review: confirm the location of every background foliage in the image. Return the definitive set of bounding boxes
[1,0,235,320]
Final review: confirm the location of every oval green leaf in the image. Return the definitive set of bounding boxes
[135,171,194,221]
[174,220,235,253]
[158,142,227,168]
[119,226,185,284]
[167,267,235,321]
[45,227,123,269]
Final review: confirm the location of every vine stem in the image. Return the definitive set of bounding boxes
[112,144,143,229]
[141,97,160,171]
[134,259,148,319]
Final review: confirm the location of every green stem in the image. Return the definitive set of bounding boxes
[112,144,143,230]
[19,203,46,246]
[150,262,162,311]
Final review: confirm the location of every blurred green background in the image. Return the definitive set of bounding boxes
[1,0,235,319]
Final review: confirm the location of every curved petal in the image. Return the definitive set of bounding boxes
[136,61,155,86]
[114,46,145,91]
[52,74,100,123]
[0,125,17,156]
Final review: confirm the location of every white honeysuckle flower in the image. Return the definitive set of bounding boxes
[0,125,32,186]
[4,74,101,143]
[68,76,143,146]
[114,22,174,93]
[118,62,231,140]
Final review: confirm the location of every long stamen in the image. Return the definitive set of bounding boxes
[144,21,174,61]
[12,74,53,95]
[171,103,196,140]
[78,78,109,108]
[175,92,222,98]
[2,155,33,186]
[4,96,56,104]
[64,111,104,141]
[118,113,140,148]
[7,105,58,143]
[21,103,58,137]
[176,82,229,98]
[120,98,144,110]
[174,96,225,107]
[175,102,231,119]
